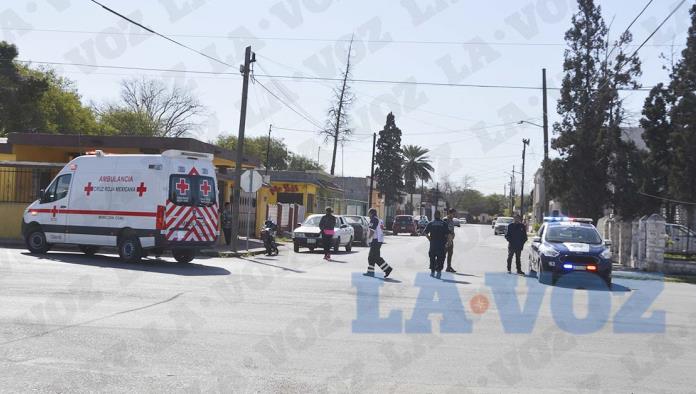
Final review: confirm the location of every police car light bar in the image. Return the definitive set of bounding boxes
[543,216,593,224]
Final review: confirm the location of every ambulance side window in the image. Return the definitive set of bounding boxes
[42,174,72,203]
[170,175,193,206]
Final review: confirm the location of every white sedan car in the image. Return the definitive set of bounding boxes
[292,214,355,253]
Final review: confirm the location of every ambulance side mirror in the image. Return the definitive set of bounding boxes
[38,189,45,201]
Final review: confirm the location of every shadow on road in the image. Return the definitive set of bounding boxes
[441,278,470,285]
[24,252,231,276]
[527,271,631,292]
[240,257,306,273]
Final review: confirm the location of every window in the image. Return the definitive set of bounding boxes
[169,175,217,207]
[42,174,72,203]
[545,226,602,245]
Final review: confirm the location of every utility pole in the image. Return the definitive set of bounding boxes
[434,183,440,214]
[330,36,354,175]
[230,46,255,253]
[368,132,376,208]
[542,68,549,218]
[520,138,530,218]
[510,166,515,214]
[265,124,272,176]
[317,146,321,164]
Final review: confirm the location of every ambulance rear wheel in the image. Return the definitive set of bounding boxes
[25,229,50,254]
[78,245,99,256]
[118,235,142,264]
[173,249,195,264]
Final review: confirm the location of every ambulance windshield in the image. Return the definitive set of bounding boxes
[169,175,217,207]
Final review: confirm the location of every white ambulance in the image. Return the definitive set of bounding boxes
[22,150,219,264]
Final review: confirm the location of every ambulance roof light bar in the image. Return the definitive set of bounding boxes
[543,216,593,224]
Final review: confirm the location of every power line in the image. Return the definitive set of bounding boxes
[253,79,324,130]
[639,192,696,206]
[606,0,654,60]
[15,59,657,91]
[11,26,684,48]
[88,0,232,69]
[628,0,686,61]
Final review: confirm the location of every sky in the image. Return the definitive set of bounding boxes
[1,0,692,194]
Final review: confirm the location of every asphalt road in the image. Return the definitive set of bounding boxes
[0,224,695,393]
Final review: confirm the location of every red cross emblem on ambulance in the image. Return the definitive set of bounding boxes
[200,180,211,197]
[136,182,147,197]
[84,182,94,196]
[176,178,190,195]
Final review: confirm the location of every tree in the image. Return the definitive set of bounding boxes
[375,112,404,207]
[0,41,102,136]
[640,83,675,220]
[287,154,324,171]
[0,41,48,135]
[215,134,290,170]
[321,37,355,175]
[666,3,696,228]
[548,0,641,221]
[99,77,205,137]
[402,144,434,209]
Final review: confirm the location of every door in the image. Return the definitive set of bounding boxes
[38,173,72,243]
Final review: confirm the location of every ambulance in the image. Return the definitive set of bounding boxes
[21,150,219,264]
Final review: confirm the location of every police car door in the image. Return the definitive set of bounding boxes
[38,173,73,243]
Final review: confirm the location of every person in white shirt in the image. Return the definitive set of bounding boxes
[364,208,393,278]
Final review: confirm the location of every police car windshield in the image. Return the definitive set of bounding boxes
[343,216,362,224]
[497,218,513,224]
[545,225,602,245]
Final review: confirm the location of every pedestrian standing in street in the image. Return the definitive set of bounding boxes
[505,214,528,275]
[364,208,393,278]
[319,207,337,261]
[424,210,451,279]
[443,208,457,273]
[221,202,233,246]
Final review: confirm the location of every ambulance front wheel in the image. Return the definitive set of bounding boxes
[118,235,142,264]
[25,228,50,254]
[173,249,195,264]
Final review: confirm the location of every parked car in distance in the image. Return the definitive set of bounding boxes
[452,218,461,227]
[494,217,514,235]
[392,215,417,235]
[343,215,370,246]
[665,223,696,255]
[459,217,467,224]
[292,214,355,253]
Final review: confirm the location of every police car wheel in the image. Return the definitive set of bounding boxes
[78,245,99,256]
[293,242,300,253]
[118,236,142,263]
[173,249,195,264]
[26,229,50,254]
[345,237,353,252]
[333,239,340,253]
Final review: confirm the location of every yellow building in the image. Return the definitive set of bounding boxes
[0,132,262,240]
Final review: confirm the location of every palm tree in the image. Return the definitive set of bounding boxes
[402,145,434,213]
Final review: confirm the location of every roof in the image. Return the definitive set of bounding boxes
[0,160,65,169]
[2,133,260,166]
[268,170,343,191]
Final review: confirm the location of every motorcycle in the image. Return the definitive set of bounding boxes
[260,221,279,256]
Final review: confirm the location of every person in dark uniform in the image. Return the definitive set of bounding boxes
[424,210,451,279]
[221,202,232,246]
[505,214,528,274]
[319,207,337,260]
[364,208,393,278]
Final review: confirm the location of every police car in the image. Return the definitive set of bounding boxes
[528,217,612,286]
